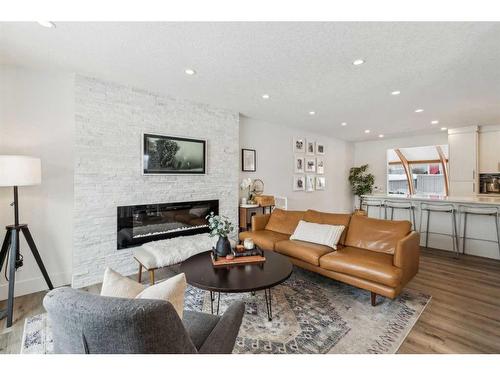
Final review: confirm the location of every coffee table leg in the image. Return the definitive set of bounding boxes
[264,288,272,321]
[216,292,221,315]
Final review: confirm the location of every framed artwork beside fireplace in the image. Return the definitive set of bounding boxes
[143,133,206,175]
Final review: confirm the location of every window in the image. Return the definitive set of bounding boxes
[387,145,449,196]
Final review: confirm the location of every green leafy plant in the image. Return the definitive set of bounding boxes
[348,164,375,208]
[206,212,234,238]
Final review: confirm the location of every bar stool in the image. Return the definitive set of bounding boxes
[361,198,385,219]
[458,205,500,256]
[384,200,417,229]
[419,202,459,256]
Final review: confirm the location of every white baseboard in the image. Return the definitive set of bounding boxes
[0,272,71,301]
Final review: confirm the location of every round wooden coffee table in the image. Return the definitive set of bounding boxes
[180,250,293,321]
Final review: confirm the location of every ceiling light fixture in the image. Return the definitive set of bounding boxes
[353,59,365,66]
[364,129,371,134]
[431,120,439,124]
[184,68,196,76]
[261,94,270,99]
[391,90,401,96]
[37,21,56,28]
[415,108,424,113]
[441,127,448,131]
[309,111,316,116]
[378,134,384,138]
[341,122,347,126]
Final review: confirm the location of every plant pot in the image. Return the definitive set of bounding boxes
[215,236,231,257]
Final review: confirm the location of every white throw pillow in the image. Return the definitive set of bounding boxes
[101,267,146,298]
[136,273,187,319]
[100,267,186,318]
[290,220,345,250]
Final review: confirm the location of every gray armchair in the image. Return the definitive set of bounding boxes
[43,287,244,354]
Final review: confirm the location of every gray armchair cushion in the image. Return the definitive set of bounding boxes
[43,287,244,354]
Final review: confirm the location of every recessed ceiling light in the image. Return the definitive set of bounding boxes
[184,68,196,75]
[353,59,365,66]
[364,129,371,134]
[309,111,316,116]
[391,90,401,96]
[261,94,270,99]
[37,21,56,28]
[378,134,384,138]
[431,120,439,125]
[441,127,448,131]
[415,108,424,113]
[341,122,347,126]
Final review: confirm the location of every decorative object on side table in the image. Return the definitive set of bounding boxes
[240,177,253,203]
[206,212,234,257]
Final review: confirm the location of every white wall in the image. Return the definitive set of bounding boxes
[353,133,449,193]
[72,76,239,288]
[240,116,354,213]
[0,66,74,299]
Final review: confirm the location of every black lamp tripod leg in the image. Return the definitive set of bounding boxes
[5,229,18,327]
[0,231,10,270]
[21,227,53,289]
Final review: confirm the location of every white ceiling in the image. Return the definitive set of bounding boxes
[2,22,500,141]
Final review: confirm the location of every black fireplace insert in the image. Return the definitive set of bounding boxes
[117,199,219,249]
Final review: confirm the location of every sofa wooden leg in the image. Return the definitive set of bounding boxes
[149,270,155,285]
[371,292,377,306]
[137,264,142,283]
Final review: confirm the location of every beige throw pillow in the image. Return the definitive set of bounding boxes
[100,267,187,318]
[290,220,345,250]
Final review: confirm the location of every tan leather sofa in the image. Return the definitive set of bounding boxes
[239,209,420,305]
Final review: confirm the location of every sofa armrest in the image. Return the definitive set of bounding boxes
[393,231,420,284]
[251,214,271,232]
[198,301,245,354]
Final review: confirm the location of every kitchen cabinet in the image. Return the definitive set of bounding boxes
[448,126,478,195]
[479,125,500,173]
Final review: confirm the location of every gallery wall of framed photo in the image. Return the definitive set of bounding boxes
[293,137,326,192]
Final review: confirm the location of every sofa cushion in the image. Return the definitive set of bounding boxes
[264,208,304,235]
[303,210,352,245]
[275,240,334,266]
[319,247,402,287]
[239,230,290,250]
[344,215,411,254]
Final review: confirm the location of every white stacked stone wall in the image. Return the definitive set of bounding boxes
[73,75,239,288]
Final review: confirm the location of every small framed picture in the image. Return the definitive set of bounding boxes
[305,158,316,173]
[241,149,256,172]
[306,175,315,192]
[293,175,305,191]
[306,140,315,155]
[316,142,325,155]
[316,158,325,174]
[316,176,326,190]
[293,138,305,153]
[294,156,305,173]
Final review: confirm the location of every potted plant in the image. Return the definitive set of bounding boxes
[206,212,234,257]
[348,164,375,210]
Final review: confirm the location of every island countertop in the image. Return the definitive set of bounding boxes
[361,193,500,206]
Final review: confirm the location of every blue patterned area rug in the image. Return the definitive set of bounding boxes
[21,268,430,354]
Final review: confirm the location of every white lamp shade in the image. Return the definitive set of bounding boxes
[0,155,42,187]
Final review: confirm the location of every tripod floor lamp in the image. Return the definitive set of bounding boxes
[0,155,53,328]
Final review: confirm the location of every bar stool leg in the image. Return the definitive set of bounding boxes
[425,209,430,248]
[462,211,468,255]
[452,210,459,257]
[390,207,394,220]
[366,205,370,217]
[495,212,500,256]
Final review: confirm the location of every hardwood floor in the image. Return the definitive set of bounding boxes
[1,248,499,354]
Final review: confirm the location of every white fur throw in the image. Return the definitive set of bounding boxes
[133,233,236,269]
[290,220,345,250]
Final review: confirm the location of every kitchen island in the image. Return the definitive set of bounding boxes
[361,194,500,260]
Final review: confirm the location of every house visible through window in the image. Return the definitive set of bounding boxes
[387,145,449,196]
